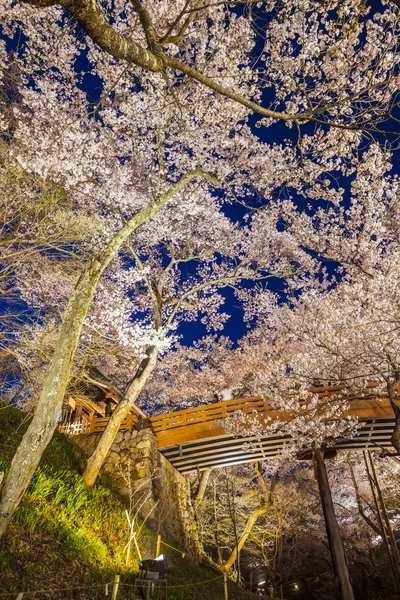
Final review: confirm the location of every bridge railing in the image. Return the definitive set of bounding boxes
[149,383,387,435]
[89,412,138,434]
[150,397,272,433]
[60,383,386,438]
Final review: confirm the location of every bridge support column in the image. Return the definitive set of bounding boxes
[313,447,355,600]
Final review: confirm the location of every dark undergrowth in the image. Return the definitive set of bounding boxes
[0,403,258,599]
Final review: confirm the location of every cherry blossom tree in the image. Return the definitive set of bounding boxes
[1,0,400,540]
[276,145,400,453]
[0,128,103,408]
[194,463,275,579]
[11,0,400,137]
[0,56,226,532]
[206,146,400,458]
[195,457,399,597]
[76,194,317,484]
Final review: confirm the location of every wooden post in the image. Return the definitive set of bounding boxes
[223,572,229,600]
[249,570,253,592]
[126,413,133,430]
[313,447,355,600]
[111,574,120,600]
[73,403,83,422]
[156,534,161,557]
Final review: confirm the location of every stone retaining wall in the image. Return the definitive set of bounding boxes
[70,428,199,557]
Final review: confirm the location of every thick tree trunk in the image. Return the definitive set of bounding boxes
[313,447,355,600]
[0,261,103,537]
[82,347,158,486]
[0,169,212,538]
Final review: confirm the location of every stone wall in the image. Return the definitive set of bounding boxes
[70,428,200,558]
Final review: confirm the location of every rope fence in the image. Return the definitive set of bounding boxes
[156,534,186,558]
[1,573,225,599]
[120,574,224,589]
[0,582,113,599]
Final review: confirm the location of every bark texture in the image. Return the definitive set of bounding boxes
[20,0,306,122]
[22,0,163,70]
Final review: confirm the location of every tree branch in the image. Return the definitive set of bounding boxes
[21,0,164,71]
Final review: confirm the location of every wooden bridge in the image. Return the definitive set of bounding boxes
[150,390,395,473]
[67,385,395,474]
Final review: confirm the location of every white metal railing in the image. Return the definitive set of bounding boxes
[58,420,91,435]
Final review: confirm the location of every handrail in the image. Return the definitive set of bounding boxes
[60,384,390,438]
[149,385,388,434]
[90,412,138,434]
[150,397,266,432]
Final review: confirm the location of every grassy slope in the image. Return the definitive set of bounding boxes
[0,404,257,600]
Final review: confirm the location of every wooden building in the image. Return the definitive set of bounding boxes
[59,369,146,435]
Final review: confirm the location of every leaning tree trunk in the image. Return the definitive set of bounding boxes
[313,447,355,600]
[387,382,400,453]
[0,169,213,538]
[221,506,265,572]
[0,257,108,537]
[82,346,159,486]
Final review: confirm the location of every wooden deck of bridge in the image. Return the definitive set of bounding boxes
[150,390,393,446]
[86,386,395,473]
[149,389,394,472]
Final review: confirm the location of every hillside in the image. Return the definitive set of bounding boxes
[0,404,258,599]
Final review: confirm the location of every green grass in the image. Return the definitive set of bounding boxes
[0,403,151,594]
[0,403,258,599]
